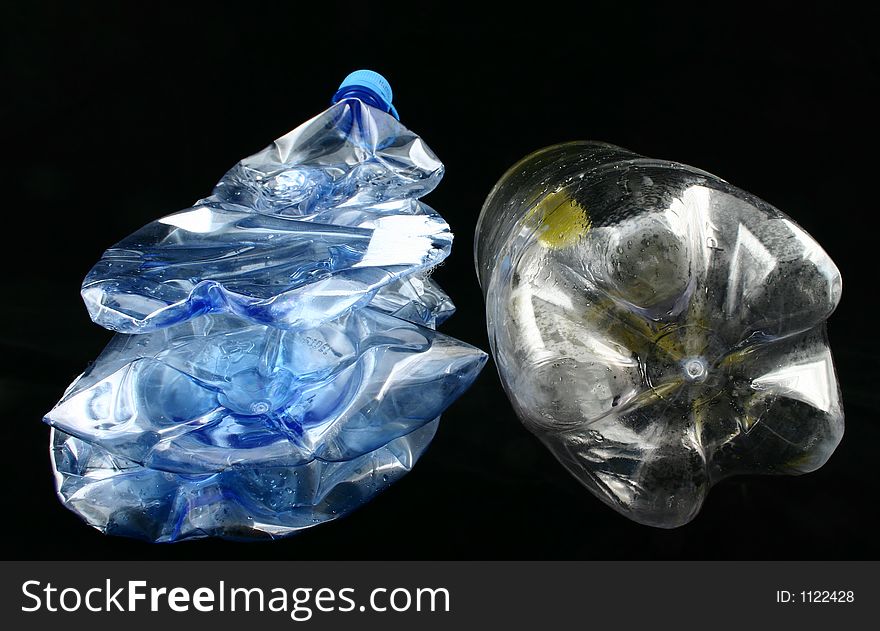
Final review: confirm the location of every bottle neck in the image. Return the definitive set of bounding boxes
[333,86,386,111]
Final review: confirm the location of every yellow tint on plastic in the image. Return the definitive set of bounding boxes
[528,189,591,249]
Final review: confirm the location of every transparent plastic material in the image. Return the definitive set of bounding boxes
[82,99,449,333]
[45,92,486,542]
[476,142,843,528]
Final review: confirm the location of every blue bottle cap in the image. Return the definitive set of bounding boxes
[331,69,400,120]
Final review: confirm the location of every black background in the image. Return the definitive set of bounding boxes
[2,2,878,560]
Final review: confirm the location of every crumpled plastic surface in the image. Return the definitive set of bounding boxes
[82,99,450,333]
[45,98,486,542]
[476,141,843,528]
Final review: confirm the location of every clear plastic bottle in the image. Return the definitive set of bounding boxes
[45,71,486,542]
[476,141,843,528]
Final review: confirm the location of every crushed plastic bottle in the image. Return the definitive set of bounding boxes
[45,71,486,542]
[82,70,449,334]
[476,141,843,528]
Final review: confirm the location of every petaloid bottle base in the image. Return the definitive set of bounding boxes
[476,141,843,528]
